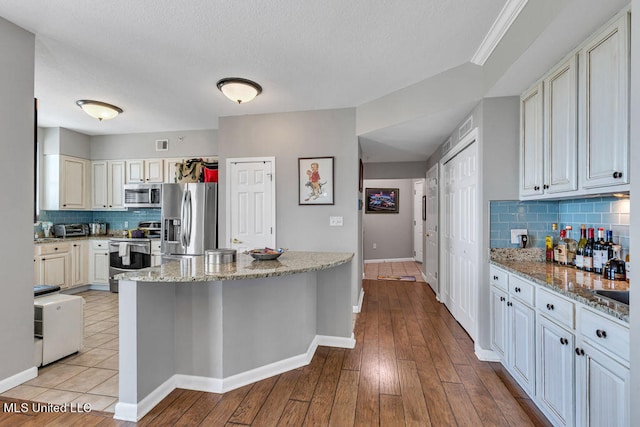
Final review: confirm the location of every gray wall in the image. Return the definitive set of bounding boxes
[0,17,35,387]
[629,0,639,419]
[362,178,414,261]
[42,127,91,158]
[218,108,361,306]
[363,161,427,180]
[90,129,218,160]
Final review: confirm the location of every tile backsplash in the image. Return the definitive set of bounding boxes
[38,209,161,233]
[490,196,630,255]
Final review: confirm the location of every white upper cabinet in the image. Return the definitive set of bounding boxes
[126,159,164,183]
[579,13,630,189]
[164,158,184,183]
[519,83,544,197]
[43,155,90,210]
[92,160,126,210]
[520,9,630,200]
[544,56,578,194]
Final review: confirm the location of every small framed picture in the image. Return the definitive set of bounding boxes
[298,157,334,205]
[365,188,399,214]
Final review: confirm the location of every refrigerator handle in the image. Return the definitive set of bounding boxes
[180,188,189,247]
[186,190,193,247]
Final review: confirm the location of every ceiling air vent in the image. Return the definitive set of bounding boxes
[156,139,169,151]
[458,116,473,140]
[441,137,453,156]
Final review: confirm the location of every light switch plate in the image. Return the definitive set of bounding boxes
[511,228,528,244]
[329,216,343,226]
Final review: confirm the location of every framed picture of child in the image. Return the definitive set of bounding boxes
[298,156,334,205]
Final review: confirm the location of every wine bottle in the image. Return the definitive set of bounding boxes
[583,228,595,272]
[564,225,577,266]
[557,229,568,265]
[593,228,606,274]
[575,224,587,270]
[546,222,558,262]
[605,230,614,261]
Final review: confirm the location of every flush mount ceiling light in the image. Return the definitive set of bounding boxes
[76,100,123,121]
[216,78,262,104]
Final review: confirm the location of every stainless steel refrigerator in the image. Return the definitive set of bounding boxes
[161,183,218,255]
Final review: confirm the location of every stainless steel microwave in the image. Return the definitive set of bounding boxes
[124,183,162,208]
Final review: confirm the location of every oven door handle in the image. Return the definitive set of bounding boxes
[185,189,193,247]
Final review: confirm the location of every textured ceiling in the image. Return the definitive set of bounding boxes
[0,0,506,144]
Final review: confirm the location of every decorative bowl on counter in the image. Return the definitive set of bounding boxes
[246,248,285,261]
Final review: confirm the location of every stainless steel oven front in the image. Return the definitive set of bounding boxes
[108,239,151,292]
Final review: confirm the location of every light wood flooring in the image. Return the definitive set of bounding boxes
[0,277,550,426]
[364,261,426,282]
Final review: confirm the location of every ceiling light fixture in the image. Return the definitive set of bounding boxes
[216,78,262,104]
[76,100,123,121]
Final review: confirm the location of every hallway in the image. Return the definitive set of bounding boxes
[0,277,549,426]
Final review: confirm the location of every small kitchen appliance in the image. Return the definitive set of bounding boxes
[88,222,107,236]
[53,223,89,238]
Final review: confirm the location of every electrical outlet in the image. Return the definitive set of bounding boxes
[511,228,528,244]
[124,221,129,229]
[373,243,377,249]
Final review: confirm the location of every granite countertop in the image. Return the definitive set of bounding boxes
[113,251,354,282]
[490,258,629,323]
[34,234,129,244]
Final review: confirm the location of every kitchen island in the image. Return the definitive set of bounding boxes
[112,251,354,422]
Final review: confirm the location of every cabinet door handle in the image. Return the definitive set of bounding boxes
[54,247,58,251]
[515,287,521,293]
[613,171,623,179]
[560,337,568,345]
[575,347,585,356]
[507,302,512,307]
[546,303,554,311]
[493,275,499,280]
[543,184,549,189]
[596,329,607,338]
[499,296,505,302]
[534,186,540,191]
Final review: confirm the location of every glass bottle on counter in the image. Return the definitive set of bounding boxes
[564,225,577,266]
[583,228,595,272]
[575,224,587,270]
[556,230,568,265]
[593,228,606,274]
[546,223,558,262]
[604,245,626,281]
[605,230,614,261]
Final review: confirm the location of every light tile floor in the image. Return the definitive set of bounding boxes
[1,290,120,412]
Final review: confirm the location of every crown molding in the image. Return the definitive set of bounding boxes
[471,0,529,66]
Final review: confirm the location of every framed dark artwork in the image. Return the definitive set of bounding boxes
[358,159,364,193]
[298,156,334,205]
[365,188,399,213]
[422,195,427,221]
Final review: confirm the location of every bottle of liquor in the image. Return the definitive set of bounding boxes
[593,228,606,274]
[556,229,568,265]
[605,230,614,261]
[550,223,560,262]
[564,225,577,266]
[583,228,595,272]
[546,223,558,262]
[575,224,587,270]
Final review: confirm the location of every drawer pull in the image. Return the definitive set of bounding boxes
[515,287,521,293]
[575,347,585,356]
[493,275,499,280]
[546,303,554,311]
[596,329,607,339]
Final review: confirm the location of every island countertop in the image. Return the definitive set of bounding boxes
[113,251,354,282]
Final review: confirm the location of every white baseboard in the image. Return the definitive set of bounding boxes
[352,289,364,313]
[112,333,355,420]
[474,344,501,362]
[364,257,415,263]
[89,284,110,291]
[0,367,38,394]
[114,376,176,422]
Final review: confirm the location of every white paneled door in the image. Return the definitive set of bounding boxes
[228,159,276,253]
[425,164,439,295]
[441,138,479,340]
[413,180,424,263]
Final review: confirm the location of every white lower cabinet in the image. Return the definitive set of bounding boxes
[89,240,110,284]
[537,315,575,427]
[489,263,630,427]
[34,243,71,288]
[151,240,161,267]
[70,241,88,287]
